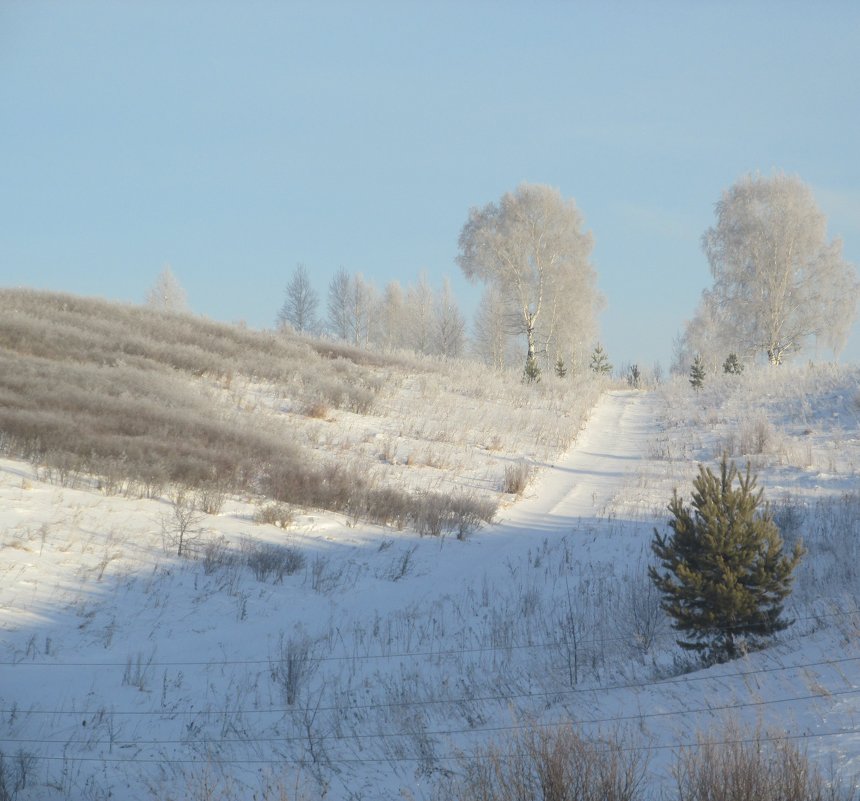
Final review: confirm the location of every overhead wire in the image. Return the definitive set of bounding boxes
[6,724,860,765]
[2,682,860,747]
[1,606,857,669]
[3,650,860,718]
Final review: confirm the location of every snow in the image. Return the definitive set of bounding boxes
[2,372,860,799]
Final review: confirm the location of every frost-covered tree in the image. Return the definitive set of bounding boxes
[471,285,515,369]
[700,172,859,365]
[650,457,804,662]
[145,265,188,313]
[457,183,600,376]
[325,268,375,346]
[326,267,351,341]
[432,278,466,359]
[673,291,735,375]
[405,273,435,355]
[347,273,375,347]
[377,280,407,352]
[277,263,319,334]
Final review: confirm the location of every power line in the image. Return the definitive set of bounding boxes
[3,683,859,748]
[4,650,860,718]
[7,724,860,766]
[1,606,856,669]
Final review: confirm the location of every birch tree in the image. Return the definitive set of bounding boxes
[471,284,515,369]
[377,280,407,352]
[277,263,319,333]
[432,277,465,359]
[326,268,376,346]
[326,267,351,341]
[347,273,375,347]
[701,172,858,365]
[673,290,735,375]
[457,183,599,377]
[405,273,435,355]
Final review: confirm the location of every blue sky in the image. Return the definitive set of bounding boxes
[2,1,859,369]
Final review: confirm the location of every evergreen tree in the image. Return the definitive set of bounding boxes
[649,457,804,662]
[723,352,744,375]
[554,354,567,378]
[523,354,541,384]
[689,354,706,391]
[590,343,612,375]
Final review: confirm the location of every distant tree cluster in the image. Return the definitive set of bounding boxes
[273,183,605,376]
[277,264,466,359]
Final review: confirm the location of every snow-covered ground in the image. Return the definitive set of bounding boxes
[3,369,860,799]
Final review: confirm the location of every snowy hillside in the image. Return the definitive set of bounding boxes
[2,293,860,799]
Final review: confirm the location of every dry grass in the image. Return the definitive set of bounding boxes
[437,722,645,801]
[0,288,601,534]
[437,721,855,801]
[502,460,533,494]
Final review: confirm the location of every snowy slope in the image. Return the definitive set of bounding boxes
[3,372,860,799]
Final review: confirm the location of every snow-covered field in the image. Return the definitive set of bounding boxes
[2,364,860,799]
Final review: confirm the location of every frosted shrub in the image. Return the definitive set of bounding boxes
[413,491,495,538]
[200,536,238,576]
[253,502,294,528]
[674,723,854,801]
[437,723,644,801]
[270,634,317,706]
[242,540,305,583]
[738,413,775,455]
[196,484,226,515]
[502,460,532,495]
[615,560,666,656]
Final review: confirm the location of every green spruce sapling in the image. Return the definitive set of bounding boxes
[590,343,612,375]
[689,354,706,391]
[649,457,804,663]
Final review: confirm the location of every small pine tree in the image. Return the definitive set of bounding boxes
[689,354,706,391]
[523,355,541,384]
[590,343,612,375]
[723,352,744,375]
[649,457,805,662]
[554,354,567,378]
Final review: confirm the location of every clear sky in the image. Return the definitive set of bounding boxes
[2,1,859,370]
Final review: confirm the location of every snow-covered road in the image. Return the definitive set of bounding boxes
[498,388,659,530]
[382,388,661,601]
